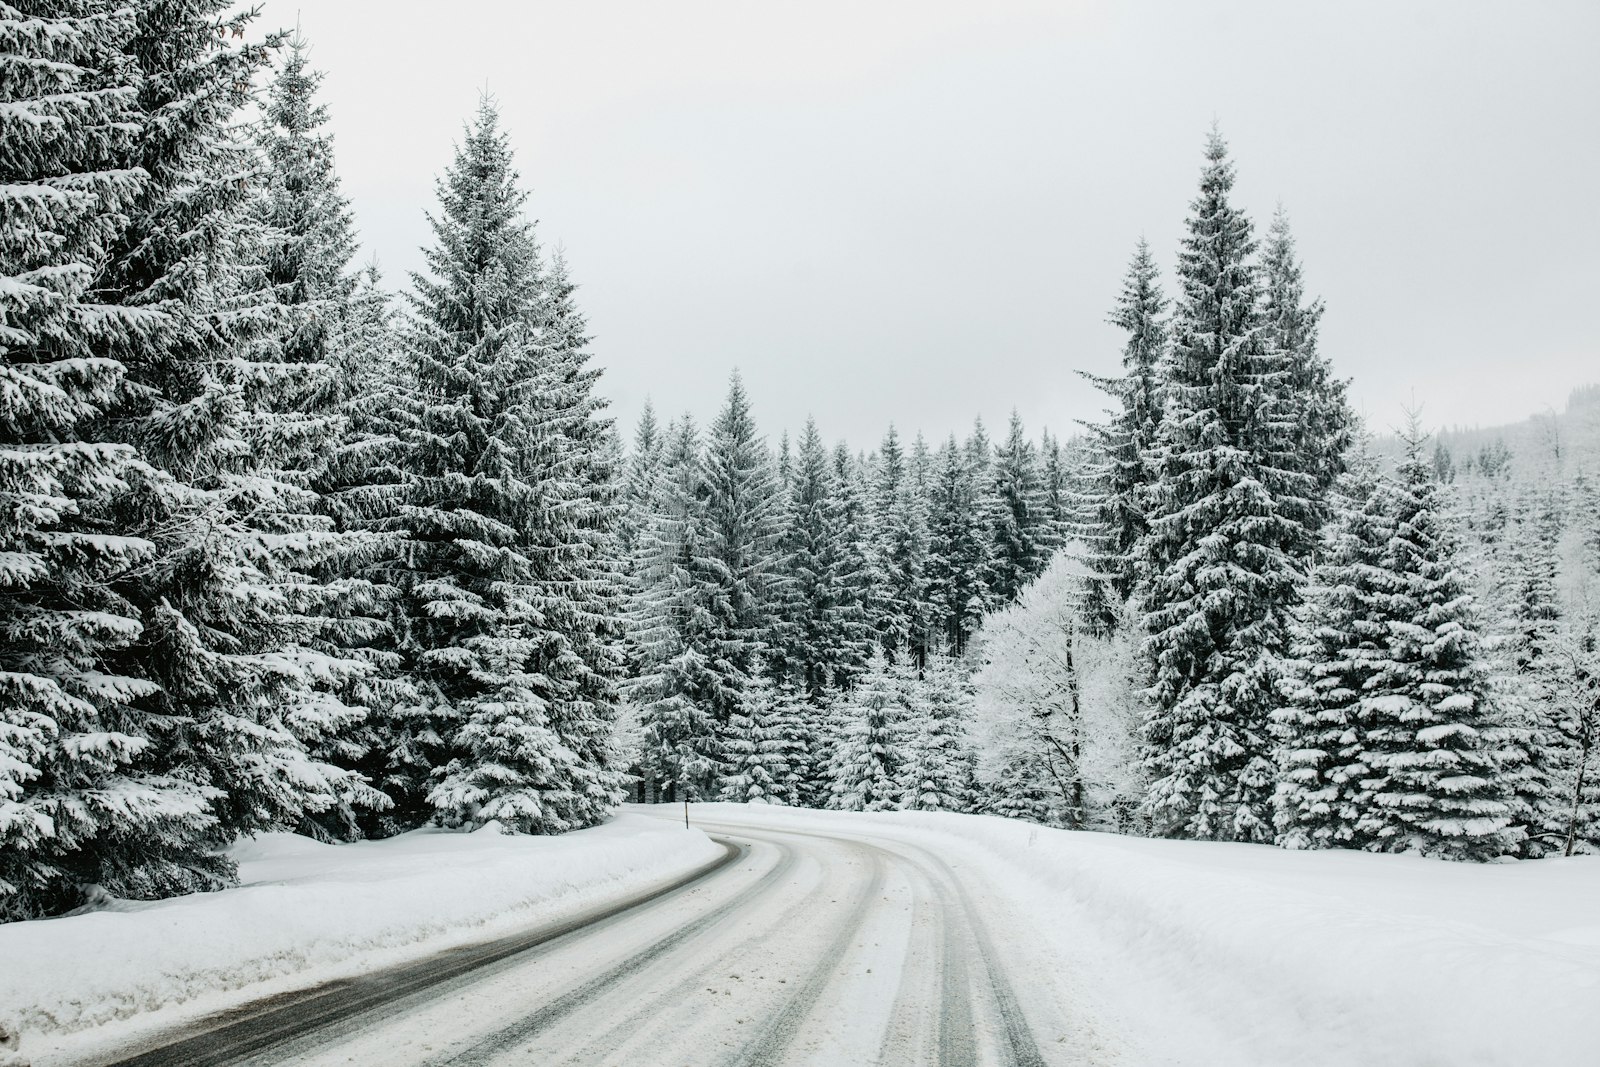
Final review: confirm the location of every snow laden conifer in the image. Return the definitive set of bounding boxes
[0,0,212,919]
[250,30,398,838]
[867,426,931,660]
[626,416,721,799]
[986,411,1049,606]
[1077,239,1167,634]
[1261,208,1350,530]
[775,418,873,696]
[1136,129,1318,842]
[927,434,992,655]
[1273,446,1390,849]
[1352,418,1518,859]
[698,373,783,726]
[717,674,792,804]
[897,653,974,812]
[84,0,369,894]
[827,649,903,811]
[401,99,623,833]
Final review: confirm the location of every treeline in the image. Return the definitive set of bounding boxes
[6,3,1596,927]
[979,133,1600,860]
[614,382,1074,805]
[1,4,624,920]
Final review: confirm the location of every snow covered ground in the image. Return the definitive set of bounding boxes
[0,813,720,1064]
[690,804,1600,1067]
[5,804,1596,1066]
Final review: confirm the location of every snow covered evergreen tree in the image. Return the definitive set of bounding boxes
[867,425,931,661]
[1078,238,1166,633]
[1273,447,1389,850]
[69,0,372,897]
[249,29,396,839]
[0,0,217,919]
[927,434,992,655]
[1352,419,1518,859]
[400,99,623,833]
[897,653,974,812]
[1135,129,1320,842]
[698,373,782,729]
[775,418,873,697]
[826,649,903,811]
[626,416,721,799]
[1261,208,1350,531]
[986,411,1049,605]
[717,674,791,804]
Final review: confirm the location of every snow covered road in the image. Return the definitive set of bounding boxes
[57,810,1079,1067]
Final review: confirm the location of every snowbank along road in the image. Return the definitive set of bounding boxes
[69,810,1079,1067]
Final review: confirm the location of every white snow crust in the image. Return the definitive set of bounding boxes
[692,804,1600,1067]
[0,814,719,1055]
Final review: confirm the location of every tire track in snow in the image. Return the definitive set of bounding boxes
[718,842,889,1067]
[732,822,1046,1067]
[537,835,888,1066]
[91,838,747,1067]
[415,834,812,1066]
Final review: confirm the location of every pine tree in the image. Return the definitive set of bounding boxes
[250,29,393,839]
[80,0,368,896]
[1136,129,1317,842]
[1078,238,1167,633]
[698,373,782,730]
[1260,208,1350,532]
[827,649,903,811]
[867,425,931,660]
[619,401,665,565]
[775,418,873,696]
[0,0,221,919]
[401,99,623,833]
[1352,418,1517,859]
[897,653,974,812]
[627,416,721,799]
[717,674,791,804]
[1273,447,1389,850]
[986,410,1048,604]
[927,434,991,655]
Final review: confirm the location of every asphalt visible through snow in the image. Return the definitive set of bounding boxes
[81,814,1056,1067]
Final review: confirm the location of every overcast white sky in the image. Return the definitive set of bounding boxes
[257,0,1599,447]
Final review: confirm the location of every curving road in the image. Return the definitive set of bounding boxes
[83,813,1069,1067]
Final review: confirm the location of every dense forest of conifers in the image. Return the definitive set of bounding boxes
[3,2,1597,922]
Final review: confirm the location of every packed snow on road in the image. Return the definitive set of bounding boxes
[4,804,1596,1067]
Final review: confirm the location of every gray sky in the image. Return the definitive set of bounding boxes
[259,0,1599,448]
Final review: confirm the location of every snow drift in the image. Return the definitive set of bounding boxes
[0,814,719,1049]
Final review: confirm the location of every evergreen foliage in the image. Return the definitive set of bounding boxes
[1136,129,1321,842]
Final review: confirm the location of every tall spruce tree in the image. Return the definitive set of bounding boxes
[1351,419,1517,859]
[1136,129,1317,842]
[776,418,872,697]
[927,434,991,655]
[1261,208,1350,530]
[827,649,903,811]
[868,425,930,660]
[250,29,394,839]
[626,416,721,799]
[81,0,367,897]
[698,373,782,734]
[986,410,1048,604]
[1078,239,1167,633]
[1273,446,1389,849]
[401,99,623,833]
[0,0,220,919]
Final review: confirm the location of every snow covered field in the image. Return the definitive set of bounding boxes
[5,804,1597,1066]
[693,804,1600,1067]
[0,814,720,1063]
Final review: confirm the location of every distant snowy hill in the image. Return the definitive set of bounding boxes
[1372,383,1600,480]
